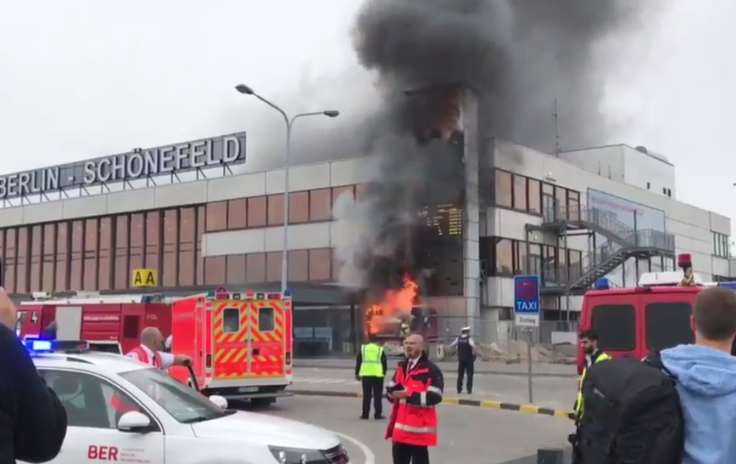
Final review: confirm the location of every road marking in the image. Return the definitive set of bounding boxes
[333,431,375,464]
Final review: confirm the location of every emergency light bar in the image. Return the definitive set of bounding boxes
[718,282,736,291]
[22,338,90,355]
[638,271,705,287]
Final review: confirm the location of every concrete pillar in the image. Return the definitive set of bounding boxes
[462,88,481,333]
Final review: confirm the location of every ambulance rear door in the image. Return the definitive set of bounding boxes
[249,295,287,384]
[211,299,250,385]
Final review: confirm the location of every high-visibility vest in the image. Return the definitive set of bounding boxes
[574,352,612,419]
[359,343,384,377]
[385,362,439,447]
[110,346,162,413]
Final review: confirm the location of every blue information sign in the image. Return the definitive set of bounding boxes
[514,275,540,327]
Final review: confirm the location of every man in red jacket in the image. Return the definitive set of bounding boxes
[385,333,444,464]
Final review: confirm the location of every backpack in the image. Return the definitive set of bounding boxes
[575,356,684,464]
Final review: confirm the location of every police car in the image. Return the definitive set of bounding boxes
[23,340,350,464]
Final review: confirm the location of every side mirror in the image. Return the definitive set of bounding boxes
[117,411,153,433]
[209,395,228,409]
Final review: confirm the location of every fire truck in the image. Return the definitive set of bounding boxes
[575,253,733,374]
[366,304,439,356]
[17,288,294,405]
[17,292,171,354]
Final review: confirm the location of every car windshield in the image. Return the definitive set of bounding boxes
[120,368,228,424]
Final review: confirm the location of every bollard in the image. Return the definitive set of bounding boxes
[537,448,564,464]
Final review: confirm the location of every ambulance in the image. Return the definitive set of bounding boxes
[167,288,294,406]
[575,253,734,373]
[16,287,295,405]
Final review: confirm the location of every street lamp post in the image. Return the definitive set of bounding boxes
[235,84,339,293]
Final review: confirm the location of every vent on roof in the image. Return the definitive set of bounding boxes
[635,145,648,154]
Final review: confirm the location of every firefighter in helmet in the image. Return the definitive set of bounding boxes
[400,323,410,340]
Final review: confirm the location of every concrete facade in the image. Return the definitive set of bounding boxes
[0,134,730,337]
[485,139,732,323]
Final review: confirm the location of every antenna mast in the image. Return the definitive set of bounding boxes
[553,98,561,156]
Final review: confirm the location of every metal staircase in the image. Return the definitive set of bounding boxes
[537,205,676,295]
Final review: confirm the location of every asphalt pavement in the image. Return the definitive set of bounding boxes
[292,367,578,412]
[295,358,578,378]
[261,396,573,464]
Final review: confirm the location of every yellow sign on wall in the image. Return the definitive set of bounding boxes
[132,269,158,288]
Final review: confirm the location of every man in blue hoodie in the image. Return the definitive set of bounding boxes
[661,286,736,464]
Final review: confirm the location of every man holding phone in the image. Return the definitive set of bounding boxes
[0,286,68,463]
[385,333,444,464]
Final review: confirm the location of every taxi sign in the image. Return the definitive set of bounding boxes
[132,269,158,288]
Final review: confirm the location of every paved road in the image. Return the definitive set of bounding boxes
[292,367,578,411]
[295,358,578,378]
[260,396,573,464]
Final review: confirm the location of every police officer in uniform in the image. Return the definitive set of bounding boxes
[356,334,388,419]
[449,327,482,394]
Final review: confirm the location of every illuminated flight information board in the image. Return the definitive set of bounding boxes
[417,203,463,237]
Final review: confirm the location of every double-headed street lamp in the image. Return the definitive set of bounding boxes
[235,84,339,293]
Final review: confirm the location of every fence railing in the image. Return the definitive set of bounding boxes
[427,318,579,363]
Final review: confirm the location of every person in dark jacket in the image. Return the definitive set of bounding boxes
[0,287,67,464]
[448,327,484,394]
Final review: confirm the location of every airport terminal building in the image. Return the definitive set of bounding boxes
[0,88,731,346]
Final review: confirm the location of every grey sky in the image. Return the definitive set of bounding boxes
[1,1,734,229]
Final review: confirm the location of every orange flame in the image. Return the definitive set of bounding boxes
[365,274,419,335]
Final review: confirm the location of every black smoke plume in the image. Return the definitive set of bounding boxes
[331,0,658,298]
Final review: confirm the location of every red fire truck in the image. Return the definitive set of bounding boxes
[17,292,172,354]
[17,288,294,405]
[576,253,712,374]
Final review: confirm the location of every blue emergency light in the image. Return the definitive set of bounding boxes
[22,339,89,355]
[595,278,611,290]
[25,339,52,353]
[283,289,292,298]
[718,282,736,291]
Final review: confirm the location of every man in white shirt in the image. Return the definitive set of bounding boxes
[126,327,191,369]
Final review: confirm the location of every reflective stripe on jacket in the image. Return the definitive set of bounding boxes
[574,352,612,419]
[359,343,384,377]
[385,356,443,447]
[111,346,162,412]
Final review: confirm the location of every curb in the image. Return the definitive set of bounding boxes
[291,389,573,420]
[295,364,577,379]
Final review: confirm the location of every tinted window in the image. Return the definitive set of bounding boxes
[591,304,636,351]
[222,307,240,333]
[646,302,694,351]
[40,369,155,430]
[259,307,275,332]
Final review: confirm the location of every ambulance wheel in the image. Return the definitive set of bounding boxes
[251,397,275,407]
